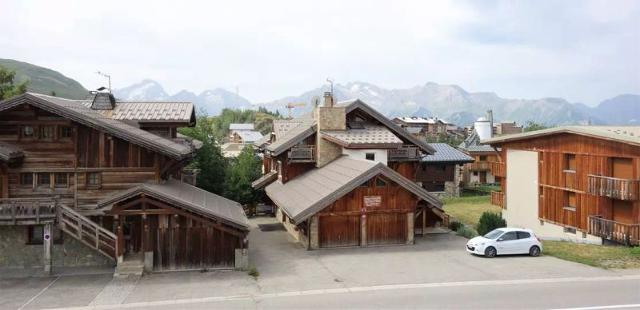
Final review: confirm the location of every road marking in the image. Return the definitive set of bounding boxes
[47,274,640,310]
[18,276,61,310]
[552,304,640,310]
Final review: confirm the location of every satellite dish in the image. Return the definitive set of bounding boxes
[311,96,321,107]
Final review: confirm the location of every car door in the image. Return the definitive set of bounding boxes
[496,231,518,254]
[515,231,533,254]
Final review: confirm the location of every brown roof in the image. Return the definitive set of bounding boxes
[322,125,403,148]
[109,102,195,124]
[0,141,23,162]
[0,93,194,160]
[266,118,316,155]
[251,170,278,189]
[97,179,249,230]
[483,126,640,147]
[265,156,442,223]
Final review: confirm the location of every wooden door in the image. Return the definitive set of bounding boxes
[612,158,633,179]
[613,200,633,224]
[319,215,360,248]
[367,213,407,245]
[479,171,487,184]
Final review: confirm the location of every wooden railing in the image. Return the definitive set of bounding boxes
[288,145,316,163]
[467,162,490,171]
[0,198,57,225]
[489,162,505,177]
[564,170,577,190]
[587,175,639,201]
[588,215,640,246]
[388,146,421,161]
[490,191,504,208]
[57,205,117,260]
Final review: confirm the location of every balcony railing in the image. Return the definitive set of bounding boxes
[564,170,577,190]
[489,162,505,178]
[587,175,639,201]
[288,145,316,163]
[588,215,640,246]
[388,146,421,161]
[0,198,58,225]
[467,162,490,171]
[490,191,504,208]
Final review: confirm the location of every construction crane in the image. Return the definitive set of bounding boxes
[284,102,305,118]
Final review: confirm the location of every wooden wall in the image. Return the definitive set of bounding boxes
[416,163,456,191]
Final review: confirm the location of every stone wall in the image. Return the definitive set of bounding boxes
[315,106,346,167]
[0,226,114,269]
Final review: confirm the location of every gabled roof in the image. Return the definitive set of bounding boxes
[230,123,255,131]
[237,130,264,143]
[458,130,495,153]
[98,179,249,230]
[0,141,23,162]
[1,93,194,160]
[423,143,474,163]
[109,102,195,124]
[483,126,640,147]
[266,118,316,155]
[265,156,442,223]
[338,99,435,154]
[322,125,403,149]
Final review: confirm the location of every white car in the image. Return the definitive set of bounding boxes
[466,227,542,258]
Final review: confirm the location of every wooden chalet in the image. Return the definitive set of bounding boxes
[0,92,249,274]
[418,143,474,197]
[253,93,448,249]
[484,126,640,246]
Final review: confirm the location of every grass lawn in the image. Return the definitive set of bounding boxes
[543,241,640,269]
[443,195,502,228]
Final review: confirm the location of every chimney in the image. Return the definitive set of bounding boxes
[323,91,334,107]
[486,110,494,137]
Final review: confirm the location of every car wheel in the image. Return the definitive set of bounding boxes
[529,246,541,257]
[484,246,497,258]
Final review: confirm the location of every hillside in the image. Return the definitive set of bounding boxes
[0,59,87,99]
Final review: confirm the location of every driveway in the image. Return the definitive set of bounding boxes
[2,216,637,309]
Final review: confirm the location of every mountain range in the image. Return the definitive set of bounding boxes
[1,58,638,126]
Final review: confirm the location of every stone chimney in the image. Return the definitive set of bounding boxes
[315,92,345,167]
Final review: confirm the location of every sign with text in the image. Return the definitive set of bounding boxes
[363,196,382,208]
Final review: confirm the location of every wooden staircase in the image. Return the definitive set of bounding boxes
[57,204,118,261]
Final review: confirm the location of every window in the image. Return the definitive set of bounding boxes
[517,231,531,239]
[86,172,101,187]
[375,177,386,187]
[59,126,73,139]
[479,155,487,161]
[20,173,33,187]
[365,153,375,161]
[359,181,369,188]
[473,171,479,176]
[37,173,50,187]
[564,227,576,234]
[40,126,54,140]
[564,192,576,211]
[564,154,576,171]
[27,226,63,245]
[22,126,34,138]
[499,231,517,241]
[54,173,68,188]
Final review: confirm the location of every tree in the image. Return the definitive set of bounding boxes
[524,121,548,132]
[225,145,263,209]
[0,66,28,100]
[476,212,507,236]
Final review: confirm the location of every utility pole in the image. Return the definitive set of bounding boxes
[96,71,112,92]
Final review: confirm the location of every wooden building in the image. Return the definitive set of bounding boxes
[253,93,447,249]
[0,92,249,274]
[484,126,640,246]
[418,143,473,197]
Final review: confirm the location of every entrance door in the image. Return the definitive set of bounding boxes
[122,216,143,257]
[479,171,487,184]
[319,215,360,248]
[367,213,407,245]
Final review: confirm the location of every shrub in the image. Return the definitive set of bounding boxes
[248,267,260,279]
[448,221,463,232]
[456,225,478,239]
[476,212,507,236]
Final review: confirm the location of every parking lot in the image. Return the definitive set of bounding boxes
[2,216,637,309]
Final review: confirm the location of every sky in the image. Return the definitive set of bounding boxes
[1,0,639,105]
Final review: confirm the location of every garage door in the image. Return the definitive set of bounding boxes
[367,213,406,245]
[319,215,360,248]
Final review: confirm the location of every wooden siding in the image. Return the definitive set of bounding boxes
[416,163,455,192]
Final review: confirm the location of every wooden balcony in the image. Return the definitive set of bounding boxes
[467,161,490,171]
[0,198,57,225]
[489,162,505,178]
[588,215,640,246]
[587,175,639,201]
[490,191,504,208]
[288,145,316,163]
[388,145,421,161]
[564,170,577,190]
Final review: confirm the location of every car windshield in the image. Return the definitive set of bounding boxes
[484,229,505,240]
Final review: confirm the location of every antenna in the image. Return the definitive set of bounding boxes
[96,71,112,92]
[326,78,333,95]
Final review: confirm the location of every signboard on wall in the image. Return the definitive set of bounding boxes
[363,196,382,207]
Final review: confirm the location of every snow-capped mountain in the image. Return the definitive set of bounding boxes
[114,80,252,115]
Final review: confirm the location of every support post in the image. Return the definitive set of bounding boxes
[360,213,367,247]
[406,212,414,245]
[43,223,52,274]
[309,215,319,250]
[422,208,426,236]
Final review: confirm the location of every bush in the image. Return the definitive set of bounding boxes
[456,225,478,239]
[448,221,463,232]
[248,267,260,279]
[476,212,507,236]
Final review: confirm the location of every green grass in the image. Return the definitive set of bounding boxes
[542,241,640,269]
[443,195,502,229]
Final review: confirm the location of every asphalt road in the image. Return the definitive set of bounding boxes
[82,275,640,310]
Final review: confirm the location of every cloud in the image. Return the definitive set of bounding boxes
[0,0,638,105]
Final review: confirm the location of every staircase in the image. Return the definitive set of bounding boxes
[114,254,144,277]
[57,204,118,260]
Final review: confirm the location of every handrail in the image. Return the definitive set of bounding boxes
[587,175,639,201]
[588,215,640,246]
[57,204,117,259]
[0,198,57,224]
